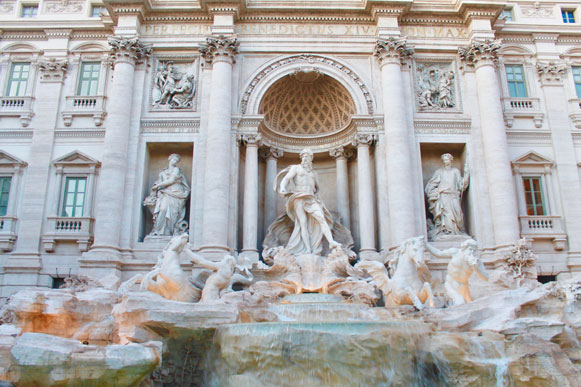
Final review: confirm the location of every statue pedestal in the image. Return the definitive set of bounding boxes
[142,235,172,250]
[294,254,325,292]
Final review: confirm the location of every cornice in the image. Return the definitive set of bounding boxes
[70,31,111,40]
[54,129,106,138]
[144,14,211,22]
[238,15,374,23]
[0,130,34,139]
[0,31,47,40]
[400,15,464,25]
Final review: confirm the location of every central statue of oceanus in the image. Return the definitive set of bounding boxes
[265,149,342,256]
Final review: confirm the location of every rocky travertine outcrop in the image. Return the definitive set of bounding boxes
[9,333,160,386]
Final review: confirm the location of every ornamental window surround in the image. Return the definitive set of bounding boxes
[498,47,543,128]
[572,66,581,98]
[0,150,27,252]
[512,151,567,250]
[62,47,109,127]
[500,8,514,22]
[90,5,107,18]
[42,151,100,252]
[0,46,41,127]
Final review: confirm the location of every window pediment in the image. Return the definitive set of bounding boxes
[53,151,100,169]
[0,150,27,168]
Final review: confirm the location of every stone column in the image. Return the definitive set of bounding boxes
[240,133,262,261]
[352,134,377,259]
[5,59,67,295]
[374,38,417,246]
[198,36,239,258]
[261,146,283,232]
[86,37,150,260]
[536,62,581,270]
[329,146,353,229]
[459,40,520,247]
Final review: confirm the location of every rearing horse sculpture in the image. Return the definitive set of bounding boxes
[356,236,435,310]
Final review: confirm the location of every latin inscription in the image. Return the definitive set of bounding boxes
[141,24,468,38]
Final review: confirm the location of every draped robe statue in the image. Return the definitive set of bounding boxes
[425,153,469,240]
[271,149,341,256]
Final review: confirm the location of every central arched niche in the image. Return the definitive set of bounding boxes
[258,70,357,152]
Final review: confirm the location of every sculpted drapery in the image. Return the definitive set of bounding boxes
[425,153,469,239]
[144,154,190,236]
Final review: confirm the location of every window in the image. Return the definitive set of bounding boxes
[77,62,100,96]
[500,8,513,21]
[0,177,11,217]
[6,63,30,97]
[90,5,107,17]
[505,64,528,98]
[562,9,576,23]
[61,177,86,217]
[21,5,38,18]
[523,176,546,216]
[573,67,581,98]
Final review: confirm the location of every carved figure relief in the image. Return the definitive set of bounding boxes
[45,0,83,13]
[415,63,458,112]
[152,60,197,109]
[143,154,190,237]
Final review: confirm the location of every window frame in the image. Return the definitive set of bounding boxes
[6,62,31,97]
[511,152,557,217]
[76,61,101,97]
[505,64,528,98]
[0,150,27,253]
[500,8,513,21]
[562,9,576,23]
[0,176,12,217]
[522,176,546,216]
[572,66,581,99]
[90,5,107,17]
[20,4,38,18]
[61,176,87,218]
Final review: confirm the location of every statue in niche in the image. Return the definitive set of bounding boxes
[416,64,456,111]
[152,61,196,108]
[425,153,469,240]
[143,154,190,237]
[425,239,488,306]
[270,149,341,256]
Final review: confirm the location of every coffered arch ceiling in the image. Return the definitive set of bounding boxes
[258,71,357,152]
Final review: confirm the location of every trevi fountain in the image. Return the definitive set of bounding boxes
[0,150,579,386]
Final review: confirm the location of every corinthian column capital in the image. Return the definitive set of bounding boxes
[38,58,68,82]
[108,36,151,67]
[458,39,502,68]
[329,146,354,160]
[536,61,567,86]
[260,146,284,160]
[238,133,262,147]
[199,35,239,67]
[374,37,414,66]
[352,133,377,147]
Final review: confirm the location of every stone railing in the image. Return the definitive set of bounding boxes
[502,97,543,128]
[0,216,17,252]
[0,96,34,127]
[568,99,581,129]
[519,215,567,250]
[42,216,94,252]
[62,95,106,127]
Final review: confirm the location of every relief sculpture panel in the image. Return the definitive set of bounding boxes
[151,59,198,110]
[414,62,460,113]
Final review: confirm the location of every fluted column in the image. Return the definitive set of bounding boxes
[374,38,417,246]
[329,146,353,229]
[199,36,239,256]
[352,134,377,258]
[88,37,150,259]
[261,146,283,232]
[240,133,262,261]
[459,40,519,246]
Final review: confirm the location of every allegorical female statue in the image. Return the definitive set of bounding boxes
[425,153,469,240]
[144,154,190,236]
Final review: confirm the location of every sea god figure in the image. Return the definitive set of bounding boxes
[144,154,190,236]
[425,153,469,240]
[276,149,340,255]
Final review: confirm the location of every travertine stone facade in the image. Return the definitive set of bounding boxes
[0,0,580,300]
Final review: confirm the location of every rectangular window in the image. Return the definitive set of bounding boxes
[500,8,513,21]
[0,177,11,217]
[562,10,576,23]
[61,177,86,217]
[523,176,546,216]
[505,64,528,98]
[90,6,107,17]
[77,62,100,96]
[573,67,581,98]
[6,63,30,97]
[21,5,38,18]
